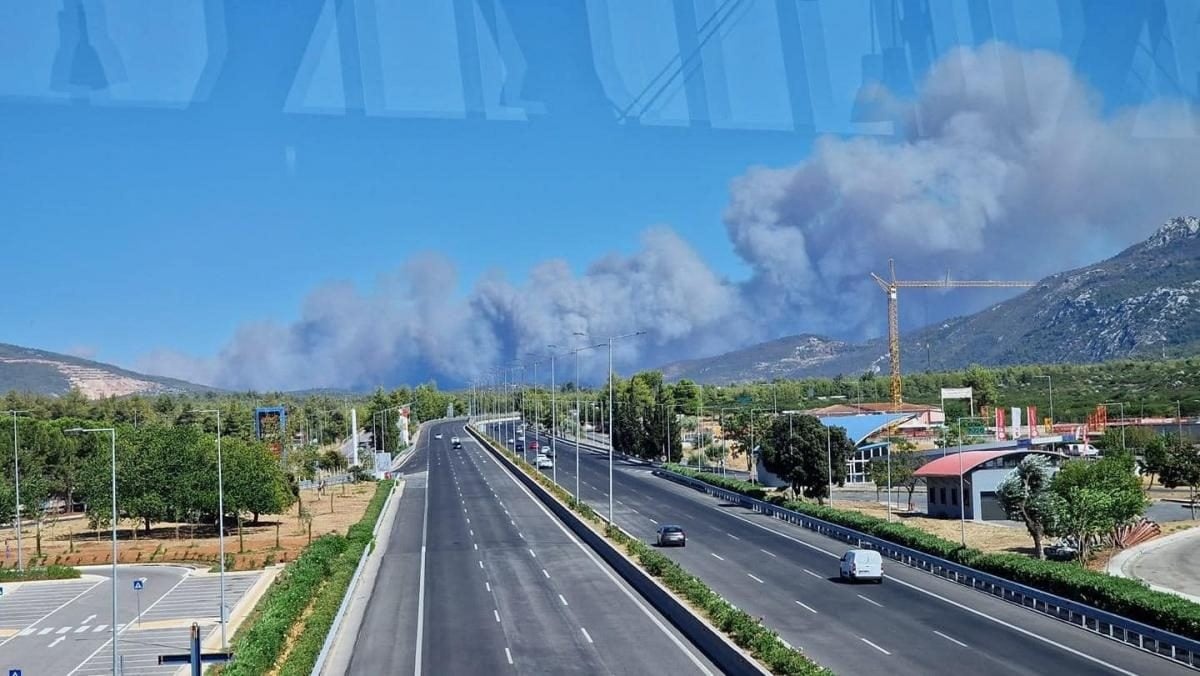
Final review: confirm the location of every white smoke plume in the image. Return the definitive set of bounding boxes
[139,43,1199,390]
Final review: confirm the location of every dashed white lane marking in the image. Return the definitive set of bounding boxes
[581,627,594,644]
[934,630,968,648]
[760,548,777,557]
[747,573,765,584]
[860,637,891,655]
[528,548,537,558]
[727,533,740,540]
[542,569,550,579]
[474,543,479,550]
[710,553,725,561]
[486,582,492,592]
[558,594,569,606]
[479,560,484,569]
[494,609,501,623]
[505,647,514,664]
[49,636,65,648]
[795,600,818,613]
[857,594,883,608]
[803,569,822,579]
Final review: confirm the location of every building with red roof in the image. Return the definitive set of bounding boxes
[915,449,1066,521]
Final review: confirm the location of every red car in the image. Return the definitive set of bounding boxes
[528,440,540,451]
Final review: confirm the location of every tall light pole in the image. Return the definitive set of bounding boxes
[191,409,228,649]
[955,416,985,546]
[7,410,29,572]
[547,346,560,486]
[66,427,119,675]
[826,423,834,508]
[575,331,645,524]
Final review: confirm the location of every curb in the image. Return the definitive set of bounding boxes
[1107,525,1200,605]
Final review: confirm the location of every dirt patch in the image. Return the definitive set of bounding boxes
[0,483,375,571]
[830,500,1036,555]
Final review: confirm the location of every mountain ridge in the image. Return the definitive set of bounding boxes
[660,216,1200,383]
[0,343,218,398]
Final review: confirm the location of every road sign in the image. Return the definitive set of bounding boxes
[11,669,23,676]
[133,578,146,591]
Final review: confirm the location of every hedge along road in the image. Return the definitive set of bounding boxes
[500,421,1195,676]
[0,564,214,675]
[347,419,717,675]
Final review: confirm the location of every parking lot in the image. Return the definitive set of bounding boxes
[0,566,264,675]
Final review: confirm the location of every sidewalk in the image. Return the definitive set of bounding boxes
[1107,525,1200,604]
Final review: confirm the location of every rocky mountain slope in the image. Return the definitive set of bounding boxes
[662,216,1200,383]
[0,343,215,398]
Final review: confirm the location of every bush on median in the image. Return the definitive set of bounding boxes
[663,464,1200,642]
[0,565,80,582]
[472,427,830,676]
[220,480,394,676]
[275,479,394,676]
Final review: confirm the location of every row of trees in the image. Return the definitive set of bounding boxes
[998,452,1146,560]
[0,417,299,558]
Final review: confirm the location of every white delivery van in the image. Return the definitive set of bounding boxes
[839,549,883,583]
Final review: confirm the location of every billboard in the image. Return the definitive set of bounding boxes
[254,406,287,458]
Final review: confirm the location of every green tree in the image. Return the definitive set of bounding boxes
[760,415,853,504]
[224,438,294,527]
[962,364,998,409]
[997,455,1059,560]
[1050,453,1146,560]
[1160,437,1200,519]
[1139,435,1170,490]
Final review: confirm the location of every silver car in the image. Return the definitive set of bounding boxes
[656,525,686,547]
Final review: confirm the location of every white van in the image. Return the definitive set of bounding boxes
[839,549,883,583]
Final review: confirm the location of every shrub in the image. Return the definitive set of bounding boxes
[0,565,80,582]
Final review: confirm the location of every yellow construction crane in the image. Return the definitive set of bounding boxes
[871,259,1035,408]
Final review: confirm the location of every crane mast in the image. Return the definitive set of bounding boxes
[871,259,1035,409]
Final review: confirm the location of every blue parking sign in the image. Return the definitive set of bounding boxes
[133,579,144,591]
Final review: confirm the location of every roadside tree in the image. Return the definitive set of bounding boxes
[760,415,853,504]
[997,455,1059,560]
[1050,452,1146,560]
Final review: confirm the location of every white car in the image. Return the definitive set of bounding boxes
[839,549,883,583]
[434,433,443,440]
[536,456,553,469]
[451,436,462,448]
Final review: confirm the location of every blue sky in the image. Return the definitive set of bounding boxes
[1,1,1197,388]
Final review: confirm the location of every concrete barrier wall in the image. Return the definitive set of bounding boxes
[464,424,770,676]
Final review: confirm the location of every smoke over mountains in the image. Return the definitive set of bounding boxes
[139,44,1200,391]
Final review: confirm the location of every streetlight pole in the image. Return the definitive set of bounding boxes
[826,424,833,508]
[192,409,228,649]
[67,427,119,675]
[574,331,645,525]
[7,410,28,572]
[547,346,559,486]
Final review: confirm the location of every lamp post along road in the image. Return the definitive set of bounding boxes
[67,427,119,676]
[193,409,228,649]
[8,410,29,572]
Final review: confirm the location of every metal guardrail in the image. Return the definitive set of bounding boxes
[655,468,1200,670]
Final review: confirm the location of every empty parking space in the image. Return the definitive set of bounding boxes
[72,626,193,676]
[0,579,102,631]
[141,573,260,623]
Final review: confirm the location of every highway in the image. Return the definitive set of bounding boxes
[348,419,716,675]
[490,420,1194,676]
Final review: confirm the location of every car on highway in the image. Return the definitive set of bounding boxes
[434,432,443,440]
[655,524,686,547]
[536,456,553,469]
[515,439,525,451]
[528,439,540,452]
[838,548,883,583]
[451,436,462,449]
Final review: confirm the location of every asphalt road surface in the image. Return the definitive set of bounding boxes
[489,420,1194,676]
[0,564,258,675]
[348,419,716,675]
